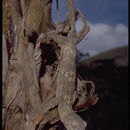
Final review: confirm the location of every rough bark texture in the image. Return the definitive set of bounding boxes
[2,0,98,130]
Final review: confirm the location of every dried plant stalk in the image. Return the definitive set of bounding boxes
[2,0,98,130]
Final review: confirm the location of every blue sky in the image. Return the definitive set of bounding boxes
[52,0,128,56]
[74,0,128,26]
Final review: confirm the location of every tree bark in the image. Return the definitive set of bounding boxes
[2,0,98,130]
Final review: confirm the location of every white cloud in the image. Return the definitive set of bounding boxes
[76,19,128,56]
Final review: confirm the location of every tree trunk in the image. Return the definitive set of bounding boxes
[2,0,98,130]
